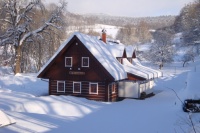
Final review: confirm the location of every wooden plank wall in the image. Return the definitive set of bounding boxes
[49,80,106,101]
[108,83,118,102]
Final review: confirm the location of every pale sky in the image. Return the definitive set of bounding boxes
[46,0,194,17]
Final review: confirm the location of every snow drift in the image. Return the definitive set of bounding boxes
[0,110,16,127]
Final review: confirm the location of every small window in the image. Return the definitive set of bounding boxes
[82,57,89,67]
[73,82,81,93]
[89,83,98,94]
[65,57,72,67]
[57,81,65,92]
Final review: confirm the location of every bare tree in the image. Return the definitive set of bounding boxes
[136,21,152,43]
[174,1,200,46]
[116,24,139,45]
[182,48,195,67]
[147,30,174,69]
[0,0,67,74]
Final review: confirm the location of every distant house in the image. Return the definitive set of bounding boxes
[37,31,162,102]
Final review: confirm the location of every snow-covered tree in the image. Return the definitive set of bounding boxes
[147,30,175,69]
[182,48,195,67]
[0,0,67,74]
[174,0,200,46]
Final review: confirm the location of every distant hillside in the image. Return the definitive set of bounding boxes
[67,24,120,38]
[65,12,176,30]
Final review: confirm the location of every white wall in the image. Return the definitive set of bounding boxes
[118,81,139,98]
[118,80,154,99]
[139,80,154,96]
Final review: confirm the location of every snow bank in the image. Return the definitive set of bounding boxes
[0,72,48,97]
[182,72,200,99]
[0,67,13,76]
[0,63,199,132]
[0,110,16,127]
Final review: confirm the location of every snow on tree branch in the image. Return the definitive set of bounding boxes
[0,0,67,47]
[19,1,67,46]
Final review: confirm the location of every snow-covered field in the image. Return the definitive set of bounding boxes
[0,60,200,133]
[67,24,120,38]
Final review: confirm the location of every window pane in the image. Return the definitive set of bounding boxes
[74,83,81,93]
[65,57,72,67]
[82,57,89,67]
[90,84,97,93]
[58,82,65,92]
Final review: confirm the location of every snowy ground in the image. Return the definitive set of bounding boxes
[0,60,200,133]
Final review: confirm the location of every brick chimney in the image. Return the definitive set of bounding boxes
[102,29,106,43]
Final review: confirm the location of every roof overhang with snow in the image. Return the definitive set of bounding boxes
[37,32,127,81]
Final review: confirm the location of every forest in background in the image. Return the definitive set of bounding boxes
[0,0,199,73]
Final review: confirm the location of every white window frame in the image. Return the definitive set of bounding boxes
[89,83,98,94]
[82,57,89,67]
[57,81,65,92]
[65,57,72,67]
[73,82,81,93]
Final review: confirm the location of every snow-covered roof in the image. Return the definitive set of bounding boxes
[107,42,136,58]
[132,58,141,65]
[122,58,162,79]
[123,58,149,79]
[38,32,161,81]
[38,32,127,81]
[76,33,127,80]
[126,45,135,57]
[132,59,162,78]
[107,42,125,57]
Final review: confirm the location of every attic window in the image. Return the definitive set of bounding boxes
[73,82,81,93]
[57,81,65,92]
[89,83,98,94]
[65,57,72,67]
[82,57,89,67]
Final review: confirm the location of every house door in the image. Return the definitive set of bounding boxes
[108,84,112,102]
[108,83,116,102]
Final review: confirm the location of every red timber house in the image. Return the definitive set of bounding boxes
[37,31,162,102]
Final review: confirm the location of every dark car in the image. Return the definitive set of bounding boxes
[183,99,200,113]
